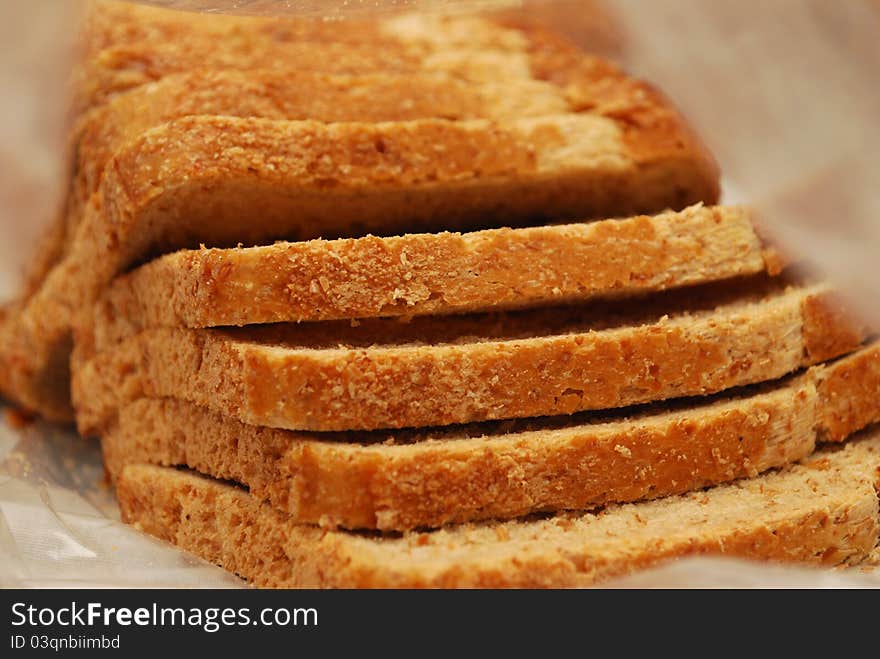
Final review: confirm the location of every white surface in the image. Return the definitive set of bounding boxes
[0,412,243,588]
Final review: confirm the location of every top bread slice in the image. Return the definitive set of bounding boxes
[116,433,880,588]
[73,276,866,433]
[92,204,783,335]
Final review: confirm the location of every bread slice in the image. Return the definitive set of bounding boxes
[101,343,880,531]
[91,205,783,335]
[73,278,865,434]
[70,69,568,225]
[71,11,528,117]
[70,5,647,118]
[116,435,880,588]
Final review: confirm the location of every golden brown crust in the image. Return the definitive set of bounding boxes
[73,280,865,434]
[71,7,615,118]
[115,438,880,588]
[93,205,769,335]
[816,345,880,442]
[71,8,516,117]
[801,291,868,363]
[70,69,568,223]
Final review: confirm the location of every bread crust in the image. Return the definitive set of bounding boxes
[92,205,773,335]
[72,280,866,434]
[115,437,880,588]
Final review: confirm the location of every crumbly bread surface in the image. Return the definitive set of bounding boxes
[73,279,865,433]
[116,436,880,588]
[94,205,784,333]
[101,344,880,530]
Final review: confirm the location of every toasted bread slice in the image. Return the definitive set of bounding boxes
[116,435,880,588]
[92,205,783,335]
[101,344,880,530]
[72,278,866,434]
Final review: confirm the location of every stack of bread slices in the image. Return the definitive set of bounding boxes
[2,0,879,587]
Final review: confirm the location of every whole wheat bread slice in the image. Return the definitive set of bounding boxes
[93,204,784,333]
[101,344,880,531]
[73,278,865,434]
[116,435,880,588]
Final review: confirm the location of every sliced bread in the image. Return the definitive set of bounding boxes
[3,104,719,420]
[93,205,783,334]
[116,434,880,588]
[101,344,880,530]
[4,4,720,420]
[73,278,865,433]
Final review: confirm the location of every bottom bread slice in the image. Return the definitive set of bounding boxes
[117,436,880,588]
[103,344,880,531]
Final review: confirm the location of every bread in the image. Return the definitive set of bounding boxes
[70,4,661,119]
[115,434,880,588]
[3,1,723,420]
[92,204,783,333]
[71,68,567,223]
[100,343,880,531]
[72,10,524,117]
[73,278,865,434]
[61,69,570,280]
[3,89,719,420]
[61,3,711,266]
